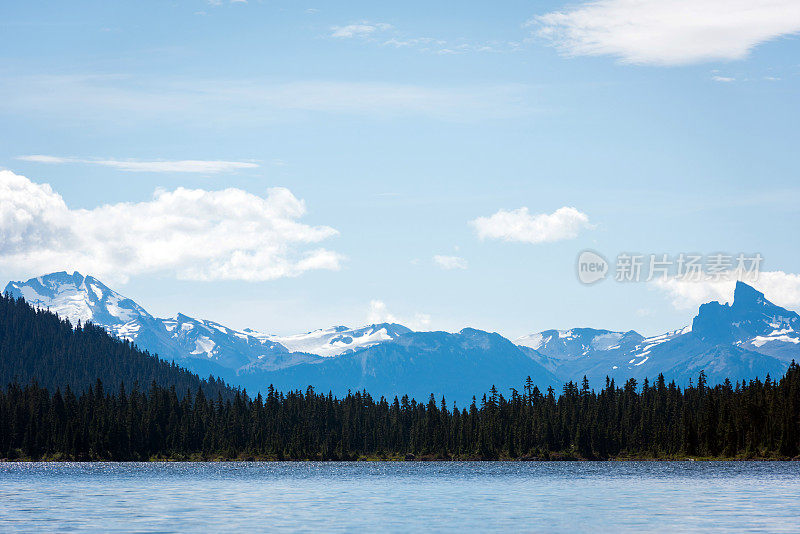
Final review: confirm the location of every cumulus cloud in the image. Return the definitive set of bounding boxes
[652,271,800,310]
[470,206,592,244]
[331,22,392,38]
[531,0,800,65]
[0,170,342,282]
[17,155,258,174]
[433,255,468,270]
[368,300,431,330]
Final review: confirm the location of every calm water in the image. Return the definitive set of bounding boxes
[1,462,799,532]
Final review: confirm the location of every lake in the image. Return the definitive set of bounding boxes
[1,462,799,532]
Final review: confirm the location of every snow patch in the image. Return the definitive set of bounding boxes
[590,332,624,351]
[750,334,800,347]
[515,332,545,350]
[191,336,216,357]
[267,325,403,357]
[90,284,104,301]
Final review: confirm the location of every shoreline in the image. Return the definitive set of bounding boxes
[4,456,800,463]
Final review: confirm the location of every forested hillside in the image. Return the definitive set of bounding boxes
[3,365,799,461]
[0,295,231,399]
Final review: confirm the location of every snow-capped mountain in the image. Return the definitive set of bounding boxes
[5,272,283,371]
[5,271,152,335]
[5,272,799,401]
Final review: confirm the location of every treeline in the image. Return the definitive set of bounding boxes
[2,363,799,461]
[0,294,231,399]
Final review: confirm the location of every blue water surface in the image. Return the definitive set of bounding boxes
[1,461,799,532]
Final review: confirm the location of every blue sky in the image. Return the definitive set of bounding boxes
[1,0,799,338]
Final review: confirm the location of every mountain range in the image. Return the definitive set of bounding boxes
[5,271,799,404]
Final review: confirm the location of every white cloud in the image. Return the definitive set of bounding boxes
[531,0,800,65]
[17,155,258,174]
[383,37,446,49]
[331,22,392,39]
[433,255,468,270]
[368,300,431,330]
[712,76,736,83]
[332,21,518,55]
[0,75,535,122]
[0,170,342,282]
[470,206,592,244]
[652,271,800,310]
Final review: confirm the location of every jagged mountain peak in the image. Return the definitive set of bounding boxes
[733,280,765,308]
[732,281,799,323]
[692,281,799,345]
